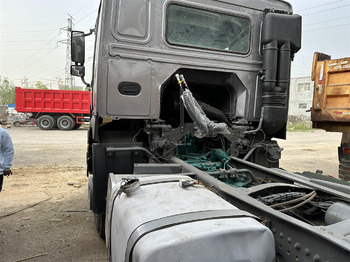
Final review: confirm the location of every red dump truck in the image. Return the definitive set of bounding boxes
[15,87,91,130]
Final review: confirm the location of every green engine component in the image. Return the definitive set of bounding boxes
[187,161,223,171]
[212,172,252,187]
[210,149,230,163]
[178,133,206,155]
[178,134,230,172]
[178,149,224,171]
[178,134,253,186]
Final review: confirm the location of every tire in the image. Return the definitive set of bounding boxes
[88,176,93,210]
[338,140,350,181]
[94,213,106,239]
[73,124,82,130]
[37,115,55,130]
[90,175,105,238]
[339,163,350,181]
[13,121,22,127]
[57,116,75,130]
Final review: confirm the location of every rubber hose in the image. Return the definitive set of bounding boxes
[182,90,209,136]
[207,121,228,133]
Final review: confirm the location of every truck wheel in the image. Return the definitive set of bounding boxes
[57,116,75,130]
[94,213,106,239]
[37,115,55,130]
[88,176,93,210]
[339,163,350,181]
[73,124,82,129]
[338,138,350,181]
[13,121,22,127]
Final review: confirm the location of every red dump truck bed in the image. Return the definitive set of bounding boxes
[15,87,91,114]
[15,87,91,130]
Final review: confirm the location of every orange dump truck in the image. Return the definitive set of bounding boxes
[311,52,350,180]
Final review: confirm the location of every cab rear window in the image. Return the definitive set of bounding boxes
[166,4,250,54]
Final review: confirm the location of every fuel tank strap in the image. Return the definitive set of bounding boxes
[125,209,258,262]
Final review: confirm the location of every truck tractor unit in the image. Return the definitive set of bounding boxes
[71,0,350,261]
[15,87,91,130]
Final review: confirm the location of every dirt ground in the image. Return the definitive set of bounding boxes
[0,127,107,262]
[0,127,343,261]
[277,130,342,178]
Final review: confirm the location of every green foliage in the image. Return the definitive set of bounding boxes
[287,122,313,132]
[59,84,85,91]
[0,76,15,105]
[34,81,48,89]
[58,84,70,90]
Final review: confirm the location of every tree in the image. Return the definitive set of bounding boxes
[34,81,48,89]
[58,84,70,90]
[0,76,15,105]
[59,84,85,91]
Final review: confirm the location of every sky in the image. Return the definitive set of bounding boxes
[0,0,100,89]
[0,0,349,89]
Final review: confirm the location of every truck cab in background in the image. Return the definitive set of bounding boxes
[71,1,350,261]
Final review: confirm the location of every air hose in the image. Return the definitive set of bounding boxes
[176,74,229,138]
[181,89,209,137]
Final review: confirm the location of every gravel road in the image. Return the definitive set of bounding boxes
[9,126,87,168]
[0,126,343,261]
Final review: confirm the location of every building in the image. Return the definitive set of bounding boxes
[288,76,313,119]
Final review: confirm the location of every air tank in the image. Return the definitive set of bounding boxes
[325,202,350,225]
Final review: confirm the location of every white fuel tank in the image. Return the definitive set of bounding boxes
[106,174,275,262]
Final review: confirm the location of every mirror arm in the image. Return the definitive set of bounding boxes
[84,28,95,37]
[81,76,91,88]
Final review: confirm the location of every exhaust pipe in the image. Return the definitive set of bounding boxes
[260,11,301,138]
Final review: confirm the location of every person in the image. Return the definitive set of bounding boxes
[0,127,14,192]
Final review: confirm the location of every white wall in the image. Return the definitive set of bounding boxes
[288,77,313,118]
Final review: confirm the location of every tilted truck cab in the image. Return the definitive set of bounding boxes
[82,0,301,214]
[71,1,350,261]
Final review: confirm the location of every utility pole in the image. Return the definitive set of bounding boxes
[57,77,63,88]
[58,15,75,89]
[23,77,28,88]
[15,77,28,88]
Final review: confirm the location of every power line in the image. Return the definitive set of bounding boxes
[0,29,58,34]
[0,48,65,51]
[295,0,343,13]
[8,45,63,79]
[75,9,98,24]
[303,16,350,27]
[303,4,350,16]
[4,11,80,76]
[46,68,66,78]
[72,1,96,17]
[1,39,64,43]
[27,58,66,80]
[304,22,350,33]
[24,67,65,83]
[3,6,98,82]
[5,31,62,76]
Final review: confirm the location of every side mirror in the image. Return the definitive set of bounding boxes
[71,65,85,77]
[71,31,85,64]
